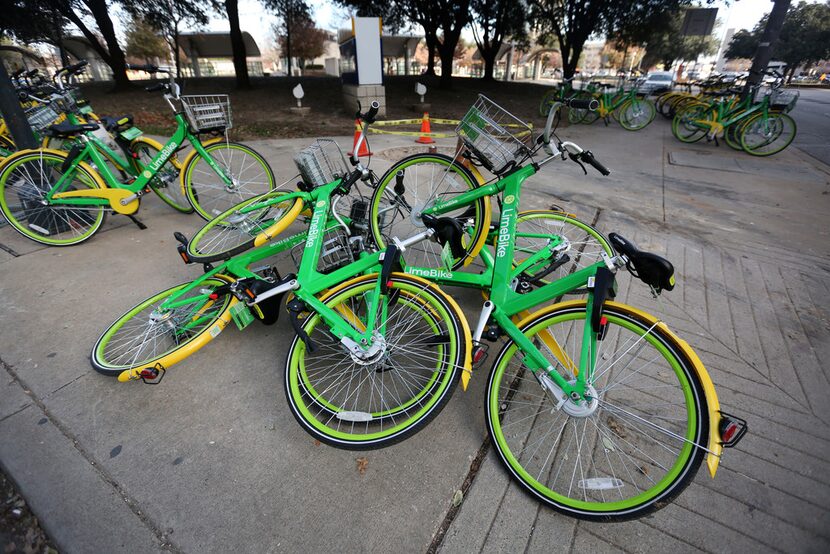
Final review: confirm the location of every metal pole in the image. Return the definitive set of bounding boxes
[741,0,791,101]
[0,60,37,150]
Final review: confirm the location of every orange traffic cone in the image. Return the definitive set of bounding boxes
[416,112,435,144]
[348,119,372,157]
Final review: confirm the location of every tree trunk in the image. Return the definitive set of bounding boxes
[482,50,498,81]
[742,0,791,101]
[225,0,251,89]
[85,0,130,89]
[424,33,437,76]
[174,24,181,79]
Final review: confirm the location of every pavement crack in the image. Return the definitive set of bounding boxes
[0,356,184,553]
[0,242,20,257]
[425,437,491,554]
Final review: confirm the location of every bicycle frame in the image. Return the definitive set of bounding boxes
[403,162,613,402]
[47,113,232,212]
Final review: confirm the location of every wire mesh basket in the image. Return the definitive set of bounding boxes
[770,89,799,112]
[456,95,534,175]
[181,95,232,131]
[290,226,355,274]
[52,91,77,114]
[25,105,59,133]
[293,139,350,188]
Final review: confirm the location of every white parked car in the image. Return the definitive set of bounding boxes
[638,71,675,95]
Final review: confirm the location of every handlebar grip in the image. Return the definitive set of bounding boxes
[566,97,599,111]
[68,60,88,72]
[25,69,39,78]
[363,101,380,124]
[580,151,610,176]
[145,83,166,92]
[11,68,25,78]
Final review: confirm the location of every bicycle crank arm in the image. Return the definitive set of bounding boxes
[52,189,140,215]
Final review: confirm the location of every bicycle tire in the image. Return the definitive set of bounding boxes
[486,301,707,520]
[539,89,560,117]
[618,98,656,131]
[91,278,234,376]
[369,153,489,270]
[513,211,613,285]
[284,273,467,449]
[740,112,796,157]
[186,189,303,262]
[182,141,276,221]
[130,139,192,213]
[0,149,107,246]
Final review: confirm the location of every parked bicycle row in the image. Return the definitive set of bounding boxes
[0,62,747,523]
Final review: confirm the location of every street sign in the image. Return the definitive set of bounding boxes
[681,8,718,36]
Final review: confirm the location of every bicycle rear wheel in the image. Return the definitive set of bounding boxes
[130,140,191,213]
[369,153,488,270]
[0,150,106,246]
[186,189,302,262]
[284,273,467,449]
[183,142,276,220]
[487,302,707,520]
[618,98,656,131]
[514,211,612,285]
[91,278,234,376]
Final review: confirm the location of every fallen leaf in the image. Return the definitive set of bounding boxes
[356,457,368,476]
[452,490,463,507]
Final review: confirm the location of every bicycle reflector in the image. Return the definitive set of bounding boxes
[718,412,747,448]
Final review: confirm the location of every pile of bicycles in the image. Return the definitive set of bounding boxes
[668,71,798,157]
[540,76,656,131]
[0,61,276,246]
[89,95,746,521]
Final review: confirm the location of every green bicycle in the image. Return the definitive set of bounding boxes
[570,81,656,130]
[0,64,276,246]
[287,96,745,519]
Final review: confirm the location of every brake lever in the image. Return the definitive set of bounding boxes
[569,152,588,175]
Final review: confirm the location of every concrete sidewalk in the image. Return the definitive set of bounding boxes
[1,118,829,553]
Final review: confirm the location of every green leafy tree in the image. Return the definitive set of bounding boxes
[529,0,695,79]
[634,9,719,70]
[471,0,528,81]
[273,10,327,70]
[125,0,214,79]
[726,1,830,81]
[125,17,169,63]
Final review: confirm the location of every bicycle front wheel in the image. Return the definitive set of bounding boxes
[91,278,234,376]
[740,112,796,157]
[130,139,191,213]
[285,273,467,449]
[487,301,707,520]
[618,98,656,131]
[369,153,488,270]
[183,141,276,220]
[186,189,302,262]
[0,150,106,246]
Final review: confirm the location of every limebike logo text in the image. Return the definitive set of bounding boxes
[496,208,514,258]
[305,210,325,249]
[406,267,452,279]
[150,142,178,172]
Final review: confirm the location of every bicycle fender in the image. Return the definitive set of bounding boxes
[515,299,723,478]
[117,280,238,383]
[252,197,305,247]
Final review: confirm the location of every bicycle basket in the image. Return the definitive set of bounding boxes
[25,105,60,133]
[53,92,77,114]
[290,225,355,274]
[180,95,232,131]
[293,139,350,188]
[456,95,533,174]
[770,89,799,112]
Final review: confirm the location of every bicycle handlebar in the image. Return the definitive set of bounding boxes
[579,150,611,176]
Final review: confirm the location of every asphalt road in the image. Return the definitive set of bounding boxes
[789,87,830,166]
